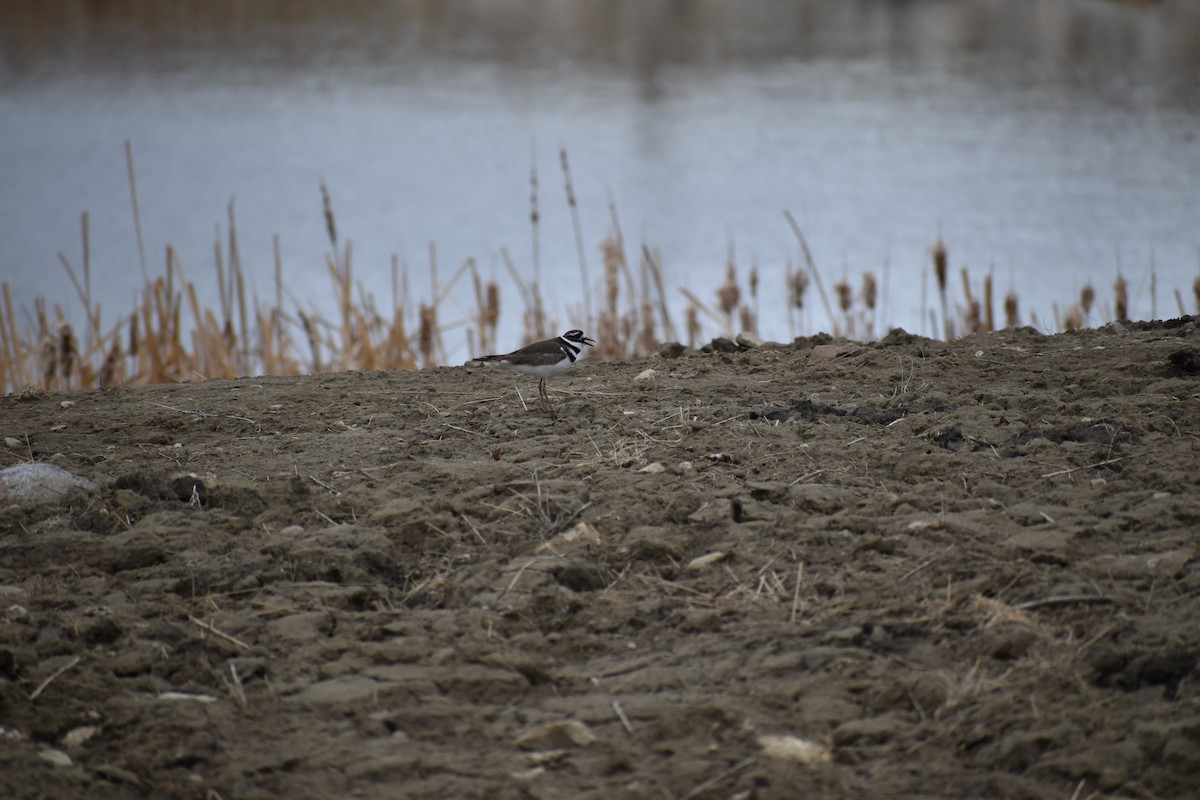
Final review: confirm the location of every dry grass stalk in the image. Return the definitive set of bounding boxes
[983,273,994,332]
[641,245,676,344]
[560,147,593,328]
[529,152,541,286]
[1062,306,1084,331]
[3,158,1191,394]
[502,248,551,345]
[1194,276,1200,313]
[126,140,148,281]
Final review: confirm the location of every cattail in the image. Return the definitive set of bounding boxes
[933,239,948,296]
[739,305,757,335]
[129,315,139,359]
[418,303,436,368]
[1063,306,1084,331]
[299,310,322,373]
[966,299,982,334]
[1004,292,1020,328]
[1080,284,1095,316]
[749,266,759,301]
[1193,276,1200,313]
[933,239,950,339]
[790,269,809,310]
[716,260,740,318]
[38,333,57,387]
[638,301,657,355]
[98,338,122,389]
[861,271,877,311]
[1114,275,1128,321]
[320,183,337,248]
[602,236,620,313]
[834,280,853,313]
[686,305,700,349]
[58,323,77,389]
[484,282,500,330]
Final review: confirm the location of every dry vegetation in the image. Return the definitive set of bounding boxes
[3,145,1197,396]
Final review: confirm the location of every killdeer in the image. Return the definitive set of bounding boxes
[471,329,595,418]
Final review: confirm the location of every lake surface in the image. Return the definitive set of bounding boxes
[2,0,1198,357]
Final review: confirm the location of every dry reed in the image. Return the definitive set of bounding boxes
[1,148,1193,395]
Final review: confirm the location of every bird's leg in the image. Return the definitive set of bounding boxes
[539,378,556,420]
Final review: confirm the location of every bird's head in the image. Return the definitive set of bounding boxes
[563,329,596,347]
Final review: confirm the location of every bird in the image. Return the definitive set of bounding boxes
[470,329,595,418]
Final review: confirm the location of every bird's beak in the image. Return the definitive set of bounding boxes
[582,336,596,347]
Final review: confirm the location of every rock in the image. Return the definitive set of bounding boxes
[0,463,97,508]
[735,332,764,349]
[649,342,688,358]
[706,337,740,353]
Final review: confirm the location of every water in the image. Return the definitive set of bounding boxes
[2,0,1198,360]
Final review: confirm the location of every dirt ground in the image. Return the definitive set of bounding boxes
[2,320,1199,800]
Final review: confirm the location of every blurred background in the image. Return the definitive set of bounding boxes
[2,0,1199,363]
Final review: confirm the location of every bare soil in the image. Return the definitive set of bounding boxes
[2,321,1200,800]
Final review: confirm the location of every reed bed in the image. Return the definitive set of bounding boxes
[2,148,1196,396]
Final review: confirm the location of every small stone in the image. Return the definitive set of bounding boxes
[515,720,596,750]
[638,462,667,474]
[758,735,832,765]
[279,525,306,536]
[3,437,21,449]
[686,551,727,571]
[633,369,657,382]
[61,726,100,748]
[735,332,764,348]
[38,747,73,768]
